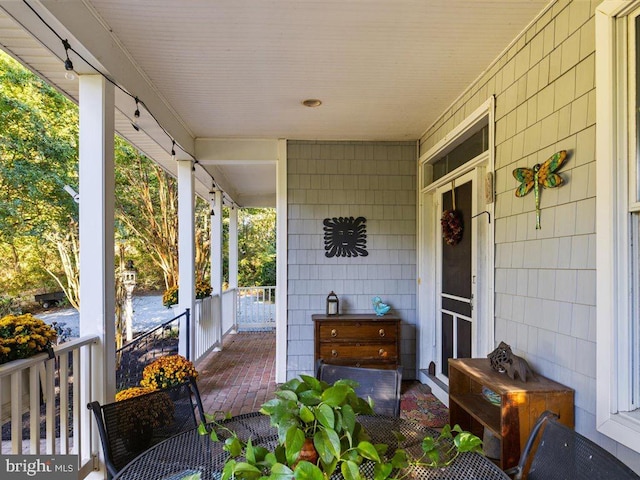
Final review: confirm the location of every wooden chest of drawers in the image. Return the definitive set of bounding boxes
[312,314,401,369]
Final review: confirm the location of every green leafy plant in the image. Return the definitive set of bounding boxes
[391,424,484,474]
[200,375,483,480]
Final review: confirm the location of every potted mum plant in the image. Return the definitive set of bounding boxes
[0,313,57,423]
[140,354,198,390]
[163,282,213,308]
[115,386,175,451]
[0,313,57,364]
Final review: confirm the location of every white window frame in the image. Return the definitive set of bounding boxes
[596,0,640,452]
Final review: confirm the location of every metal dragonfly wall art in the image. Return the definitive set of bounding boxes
[512,150,567,229]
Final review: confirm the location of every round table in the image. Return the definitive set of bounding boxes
[113,412,510,480]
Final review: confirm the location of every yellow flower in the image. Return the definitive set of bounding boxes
[115,386,174,430]
[140,354,198,390]
[115,386,157,402]
[0,314,57,365]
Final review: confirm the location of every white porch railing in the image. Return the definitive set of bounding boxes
[221,288,237,335]
[236,286,276,331]
[193,295,219,361]
[0,335,99,478]
[192,291,238,363]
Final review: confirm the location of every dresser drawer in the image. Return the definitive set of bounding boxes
[313,314,401,369]
[318,342,397,361]
[317,322,397,342]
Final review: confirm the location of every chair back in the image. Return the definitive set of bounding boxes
[510,411,640,480]
[88,377,205,479]
[316,363,402,417]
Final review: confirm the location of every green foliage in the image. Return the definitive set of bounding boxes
[0,296,21,317]
[235,208,276,287]
[0,51,79,294]
[391,424,484,472]
[203,375,388,480]
[201,376,483,480]
[0,51,277,298]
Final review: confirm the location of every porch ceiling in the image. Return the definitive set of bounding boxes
[0,0,550,206]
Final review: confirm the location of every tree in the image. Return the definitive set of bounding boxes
[114,139,211,290]
[0,51,79,296]
[237,208,276,286]
[44,219,80,309]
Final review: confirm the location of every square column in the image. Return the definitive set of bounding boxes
[228,205,238,291]
[210,190,223,296]
[228,206,238,331]
[210,190,224,340]
[177,159,195,359]
[78,75,115,403]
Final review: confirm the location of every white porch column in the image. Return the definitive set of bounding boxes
[210,190,223,296]
[177,159,196,360]
[275,139,287,382]
[210,190,224,341]
[228,205,239,332]
[78,75,115,403]
[229,206,239,292]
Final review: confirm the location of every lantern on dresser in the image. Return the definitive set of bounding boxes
[326,291,339,316]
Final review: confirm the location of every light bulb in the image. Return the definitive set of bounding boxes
[64,70,75,81]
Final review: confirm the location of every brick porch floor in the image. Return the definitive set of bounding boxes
[195,331,278,416]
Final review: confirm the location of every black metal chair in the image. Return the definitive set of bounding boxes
[88,377,206,479]
[316,362,402,417]
[506,411,640,480]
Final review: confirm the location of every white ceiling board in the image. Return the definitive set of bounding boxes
[83,0,550,140]
[0,0,552,206]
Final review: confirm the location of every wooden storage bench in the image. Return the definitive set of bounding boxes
[448,357,574,470]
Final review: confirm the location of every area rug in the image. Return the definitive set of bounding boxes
[400,381,449,428]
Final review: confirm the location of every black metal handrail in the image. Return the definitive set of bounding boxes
[115,309,190,390]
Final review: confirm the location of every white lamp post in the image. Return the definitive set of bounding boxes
[122,260,137,341]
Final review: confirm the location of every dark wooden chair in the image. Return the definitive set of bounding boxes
[87,377,205,479]
[316,362,402,417]
[506,410,640,480]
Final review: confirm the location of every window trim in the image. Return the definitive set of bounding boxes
[596,0,640,451]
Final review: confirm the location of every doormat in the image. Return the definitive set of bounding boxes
[400,381,449,428]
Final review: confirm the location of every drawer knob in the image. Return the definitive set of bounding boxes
[331,329,337,337]
[379,329,385,337]
[331,350,338,357]
[355,362,361,367]
[379,349,387,357]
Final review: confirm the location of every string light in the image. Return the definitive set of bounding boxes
[62,39,75,80]
[132,97,140,131]
[23,0,240,208]
[22,0,219,187]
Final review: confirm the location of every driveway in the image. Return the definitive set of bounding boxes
[36,294,174,337]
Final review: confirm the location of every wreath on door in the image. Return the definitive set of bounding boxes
[441,181,463,246]
[441,209,463,246]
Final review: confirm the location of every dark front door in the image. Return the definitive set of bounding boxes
[438,175,473,379]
